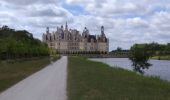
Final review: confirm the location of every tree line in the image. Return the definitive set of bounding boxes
[110,47,129,56]
[145,42,170,56]
[131,42,170,56]
[0,26,49,60]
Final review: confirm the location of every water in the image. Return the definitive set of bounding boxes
[90,58,170,81]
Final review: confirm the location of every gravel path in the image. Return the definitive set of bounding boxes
[0,56,67,100]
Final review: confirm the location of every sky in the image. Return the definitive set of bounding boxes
[0,0,170,50]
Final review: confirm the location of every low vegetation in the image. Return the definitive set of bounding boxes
[0,57,56,93]
[67,57,170,100]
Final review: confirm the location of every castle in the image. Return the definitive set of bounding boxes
[42,22,109,54]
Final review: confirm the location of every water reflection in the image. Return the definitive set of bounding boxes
[90,58,170,81]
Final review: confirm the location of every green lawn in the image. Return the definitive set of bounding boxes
[0,57,55,93]
[152,56,170,60]
[67,57,170,100]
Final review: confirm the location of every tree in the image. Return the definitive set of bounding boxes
[0,25,49,60]
[129,44,152,74]
[116,47,122,52]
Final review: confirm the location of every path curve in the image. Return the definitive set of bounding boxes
[0,56,67,100]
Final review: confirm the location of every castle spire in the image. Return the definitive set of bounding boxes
[65,21,68,30]
[101,26,105,37]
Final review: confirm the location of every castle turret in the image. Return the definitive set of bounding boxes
[82,27,89,38]
[101,26,105,37]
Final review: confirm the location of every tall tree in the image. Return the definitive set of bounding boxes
[129,44,152,74]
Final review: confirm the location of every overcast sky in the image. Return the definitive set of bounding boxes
[0,0,170,50]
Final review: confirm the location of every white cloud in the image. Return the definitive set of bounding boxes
[1,0,170,50]
[126,17,149,29]
[1,0,61,5]
[151,11,170,31]
[66,0,150,17]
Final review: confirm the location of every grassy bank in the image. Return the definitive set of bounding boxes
[0,57,59,93]
[67,57,170,100]
[151,56,170,60]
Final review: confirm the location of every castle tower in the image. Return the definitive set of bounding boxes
[46,27,49,34]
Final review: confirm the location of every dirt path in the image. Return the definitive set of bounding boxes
[0,56,67,100]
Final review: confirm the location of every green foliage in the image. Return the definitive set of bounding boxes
[110,47,129,57]
[129,44,152,74]
[0,25,49,60]
[147,42,170,56]
[129,42,170,73]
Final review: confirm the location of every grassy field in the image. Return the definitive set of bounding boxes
[151,56,170,60]
[0,57,59,93]
[67,57,170,100]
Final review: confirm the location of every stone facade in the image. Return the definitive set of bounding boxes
[42,23,109,53]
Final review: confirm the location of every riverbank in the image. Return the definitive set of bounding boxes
[151,56,170,60]
[63,54,128,58]
[0,56,60,93]
[67,57,170,100]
